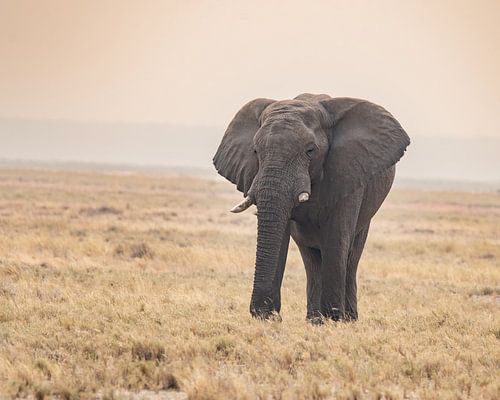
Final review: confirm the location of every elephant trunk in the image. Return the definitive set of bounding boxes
[250,167,293,318]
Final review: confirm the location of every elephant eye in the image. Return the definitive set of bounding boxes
[306,147,315,158]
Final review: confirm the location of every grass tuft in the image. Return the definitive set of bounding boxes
[130,242,154,259]
[131,341,166,362]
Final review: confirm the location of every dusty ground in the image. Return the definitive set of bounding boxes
[0,168,498,399]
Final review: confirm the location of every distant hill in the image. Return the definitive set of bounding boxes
[1,118,499,186]
[0,118,221,170]
[396,134,500,184]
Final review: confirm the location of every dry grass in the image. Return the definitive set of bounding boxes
[0,168,498,399]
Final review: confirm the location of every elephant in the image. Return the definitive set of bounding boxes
[213,93,410,323]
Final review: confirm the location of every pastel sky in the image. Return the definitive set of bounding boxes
[1,0,499,139]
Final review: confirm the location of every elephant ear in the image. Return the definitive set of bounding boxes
[320,97,410,201]
[213,98,276,195]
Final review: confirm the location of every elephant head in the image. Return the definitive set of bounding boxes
[213,93,409,319]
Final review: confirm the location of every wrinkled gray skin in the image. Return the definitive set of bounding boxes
[213,94,410,323]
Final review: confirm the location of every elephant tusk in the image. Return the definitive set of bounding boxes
[298,192,309,203]
[230,196,253,213]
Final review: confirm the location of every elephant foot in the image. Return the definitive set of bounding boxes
[267,312,282,322]
[306,310,324,325]
[307,316,324,326]
[250,301,282,321]
[250,308,282,322]
[321,307,345,322]
[344,310,358,322]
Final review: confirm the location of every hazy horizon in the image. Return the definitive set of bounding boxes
[1,117,499,184]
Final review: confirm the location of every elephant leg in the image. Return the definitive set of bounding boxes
[298,245,322,323]
[320,241,350,320]
[320,189,364,321]
[271,222,290,314]
[345,223,370,321]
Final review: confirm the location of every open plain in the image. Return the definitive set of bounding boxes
[0,168,498,399]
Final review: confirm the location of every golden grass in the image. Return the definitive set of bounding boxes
[0,168,498,399]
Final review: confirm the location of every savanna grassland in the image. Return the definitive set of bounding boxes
[0,168,498,400]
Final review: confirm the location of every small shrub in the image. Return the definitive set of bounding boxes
[214,337,235,356]
[130,242,154,259]
[34,359,52,379]
[80,206,122,217]
[34,384,50,400]
[161,372,180,391]
[470,287,499,296]
[113,244,125,256]
[131,341,165,361]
